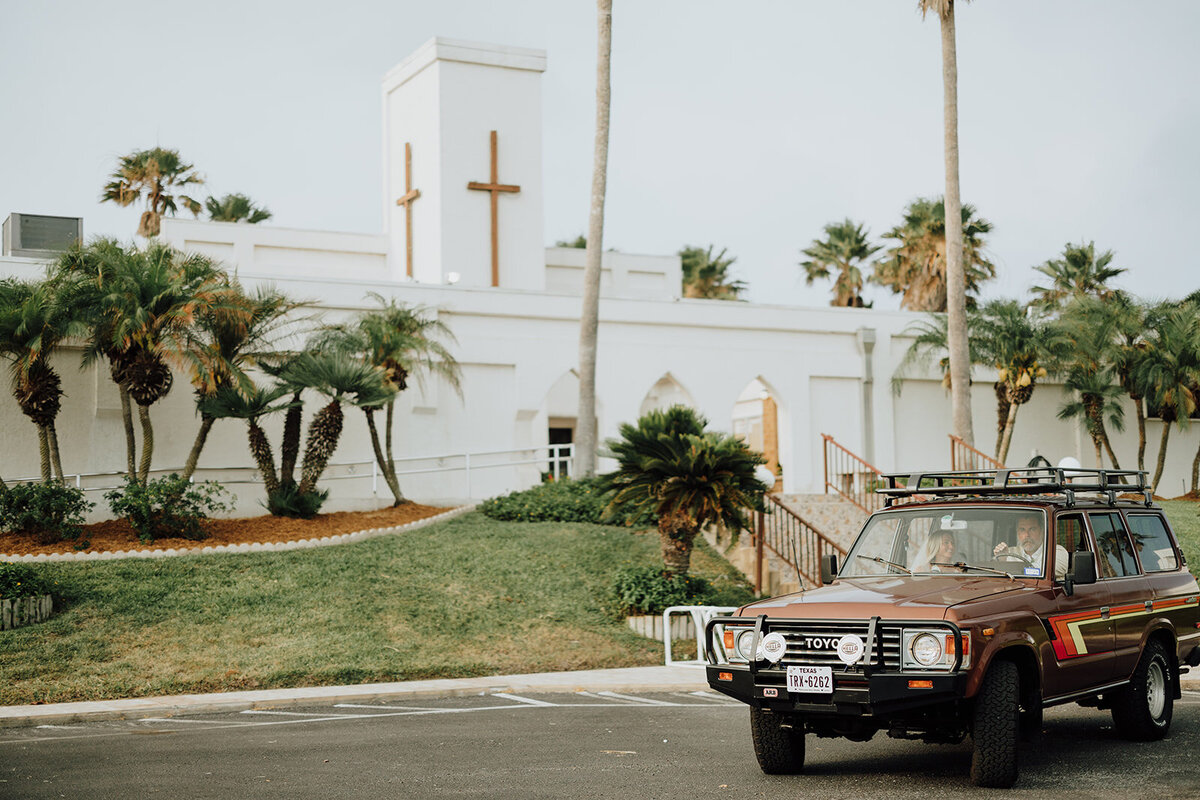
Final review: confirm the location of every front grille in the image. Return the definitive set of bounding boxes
[766,620,902,671]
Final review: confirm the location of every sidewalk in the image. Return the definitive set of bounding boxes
[0,665,710,729]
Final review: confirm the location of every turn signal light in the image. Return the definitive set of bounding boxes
[718,672,733,681]
[945,635,970,656]
[724,630,735,648]
[908,680,934,689]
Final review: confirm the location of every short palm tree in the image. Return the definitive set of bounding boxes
[1134,307,1200,492]
[599,406,767,576]
[101,148,205,237]
[199,383,294,496]
[1057,368,1126,470]
[1030,242,1125,311]
[205,193,272,224]
[872,197,995,312]
[800,219,880,307]
[679,245,745,300]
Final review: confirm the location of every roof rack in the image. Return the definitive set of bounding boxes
[877,468,1153,508]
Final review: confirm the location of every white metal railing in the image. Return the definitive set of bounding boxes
[8,443,576,500]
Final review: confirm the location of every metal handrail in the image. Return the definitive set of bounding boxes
[754,494,847,591]
[821,433,884,513]
[948,434,1004,470]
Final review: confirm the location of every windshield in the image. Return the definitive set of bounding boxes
[842,507,1051,579]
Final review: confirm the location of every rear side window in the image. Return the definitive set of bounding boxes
[1089,513,1140,578]
[1126,514,1179,572]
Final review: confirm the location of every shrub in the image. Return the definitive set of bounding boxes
[605,565,756,618]
[0,561,55,601]
[106,475,232,543]
[479,477,608,523]
[0,483,92,544]
[266,482,329,519]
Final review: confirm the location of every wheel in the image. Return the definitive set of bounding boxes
[1110,640,1174,741]
[1019,695,1043,741]
[750,708,804,774]
[970,659,1020,788]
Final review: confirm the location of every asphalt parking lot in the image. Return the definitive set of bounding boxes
[2,690,1199,799]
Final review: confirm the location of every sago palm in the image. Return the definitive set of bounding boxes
[800,219,880,307]
[599,406,767,576]
[101,147,205,238]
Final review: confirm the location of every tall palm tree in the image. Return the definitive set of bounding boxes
[1030,242,1126,311]
[576,0,613,479]
[1135,307,1200,492]
[0,279,81,483]
[919,0,975,449]
[680,245,745,300]
[799,219,880,307]
[600,406,767,575]
[205,193,272,224]
[101,148,204,238]
[871,197,994,313]
[180,285,298,480]
[1056,370,1126,470]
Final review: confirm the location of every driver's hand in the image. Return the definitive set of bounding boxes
[993,542,1008,557]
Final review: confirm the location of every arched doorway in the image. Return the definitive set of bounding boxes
[732,378,784,492]
[638,373,696,417]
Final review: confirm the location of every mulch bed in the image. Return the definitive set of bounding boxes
[0,503,453,557]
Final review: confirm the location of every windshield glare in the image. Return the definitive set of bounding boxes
[843,507,1050,579]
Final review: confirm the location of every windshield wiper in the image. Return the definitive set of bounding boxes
[932,561,1015,581]
[856,554,912,575]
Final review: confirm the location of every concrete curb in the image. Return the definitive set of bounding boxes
[0,665,710,728]
[0,504,475,564]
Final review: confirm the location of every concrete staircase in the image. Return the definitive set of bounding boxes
[775,493,869,554]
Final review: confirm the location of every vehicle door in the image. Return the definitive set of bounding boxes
[1124,511,1200,663]
[1041,511,1114,698]
[1088,511,1151,680]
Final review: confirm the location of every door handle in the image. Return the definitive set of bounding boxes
[1100,606,1111,620]
[1145,600,1154,612]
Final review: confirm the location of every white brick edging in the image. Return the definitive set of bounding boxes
[0,505,475,564]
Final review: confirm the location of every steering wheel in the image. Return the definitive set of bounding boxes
[996,551,1032,564]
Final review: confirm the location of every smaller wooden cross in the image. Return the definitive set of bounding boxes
[395,142,421,278]
[467,130,520,287]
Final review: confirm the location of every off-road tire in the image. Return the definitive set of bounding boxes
[1110,640,1173,741]
[750,708,804,774]
[970,659,1020,788]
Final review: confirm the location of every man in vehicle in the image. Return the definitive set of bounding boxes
[993,512,1068,579]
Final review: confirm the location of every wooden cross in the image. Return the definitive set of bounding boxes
[467,130,520,287]
[395,142,421,278]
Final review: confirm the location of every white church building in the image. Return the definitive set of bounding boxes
[1,38,1193,514]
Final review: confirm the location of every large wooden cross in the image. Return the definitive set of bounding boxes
[467,130,520,287]
[395,142,421,278]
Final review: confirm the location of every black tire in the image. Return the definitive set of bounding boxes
[750,708,804,774]
[970,659,1020,788]
[1019,698,1043,741]
[1110,640,1174,741]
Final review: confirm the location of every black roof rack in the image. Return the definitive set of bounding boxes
[877,468,1153,508]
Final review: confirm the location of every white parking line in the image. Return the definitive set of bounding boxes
[673,691,739,705]
[333,703,446,711]
[593,691,682,706]
[489,693,557,707]
[139,718,249,725]
[241,710,367,718]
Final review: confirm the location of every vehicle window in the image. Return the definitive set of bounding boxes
[1126,514,1179,572]
[1055,513,1090,573]
[1089,513,1139,578]
[842,507,1050,578]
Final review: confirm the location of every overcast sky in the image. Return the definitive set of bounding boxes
[2,1,1197,309]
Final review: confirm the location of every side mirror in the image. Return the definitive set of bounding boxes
[820,554,839,585]
[1070,551,1097,586]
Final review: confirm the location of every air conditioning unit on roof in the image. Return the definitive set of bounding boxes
[2,213,83,258]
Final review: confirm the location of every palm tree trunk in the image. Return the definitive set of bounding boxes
[575,0,613,478]
[136,403,154,484]
[365,408,405,505]
[385,399,398,487]
[993,382,1008,457]
[181,414,216,482]
[1152,422,1171,494]
[658,510,696,576]
[1101,432,1122,470]
[939,1,973,447]
[36,425,52,483]
[299,400,344,495]
[997,402,1019,465]
[247,419,279,496]
[1134,397,1146,473]
[279,391,303,487]
[48,422,65,484]
[1190,437,1200,496]
[118,383,137,481]
[1092,435,1104,469]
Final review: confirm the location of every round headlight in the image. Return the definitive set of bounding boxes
[911,633,943,666]
[736,630,757,660]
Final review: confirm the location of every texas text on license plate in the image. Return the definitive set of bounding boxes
[786,665,833,694]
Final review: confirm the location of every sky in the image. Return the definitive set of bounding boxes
[1,0,1198,309]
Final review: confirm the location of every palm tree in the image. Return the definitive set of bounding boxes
[1057,370,1126,470]
[919,0,975,450]
[680,245,746,300]
[199,384,293,496]
[0,279,81,483]
[576,0,613,478]
[205,193,272,224]
[799,220,880,307]
[600,406,767,575]
[1030,242,1126,311]
[871,197,994,313]
[1135,307,1200,493]
[101,148,204,238]
[316,295,462,505]
[180,285,298,480]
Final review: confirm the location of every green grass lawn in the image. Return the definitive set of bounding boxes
[1161,500,1200,569]
[0,513,750,705]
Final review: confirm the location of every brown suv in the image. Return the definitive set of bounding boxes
[705,468,1200,788]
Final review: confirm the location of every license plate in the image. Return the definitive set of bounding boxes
[787,665,833,694]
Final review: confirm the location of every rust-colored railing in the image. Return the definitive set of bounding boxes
[754,494,847,592]
[821,433,885,513]
[949,434,1004,471]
